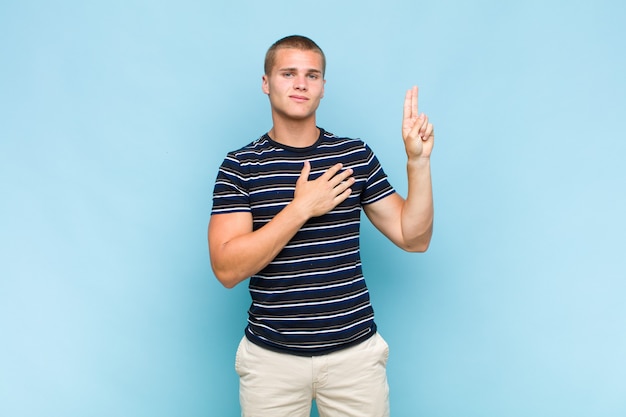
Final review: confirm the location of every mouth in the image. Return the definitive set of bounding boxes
[289,95,309,102]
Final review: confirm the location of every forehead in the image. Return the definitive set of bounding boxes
[271,48,324,73]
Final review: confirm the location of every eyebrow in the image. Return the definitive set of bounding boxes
[278,67,323,74]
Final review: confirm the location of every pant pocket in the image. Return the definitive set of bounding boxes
[376,333,390,367]
[234,336,247,376]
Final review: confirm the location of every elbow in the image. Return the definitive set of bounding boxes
[215,272,236,289]
[219,279,238,290]
[211,256,251,288]
[212,266,245,289]
[402,226,433,253]
[416,241,431,253]
[404,239,430,253]
[209,245,248,289]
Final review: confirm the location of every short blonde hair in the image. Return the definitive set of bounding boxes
[264,35,326,76]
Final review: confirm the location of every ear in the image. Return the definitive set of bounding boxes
[262,74,270,95]
[321,78,326,99]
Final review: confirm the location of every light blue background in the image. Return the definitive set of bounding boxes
[1,0,625,416]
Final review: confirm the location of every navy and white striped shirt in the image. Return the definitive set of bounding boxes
[211,128,395,355]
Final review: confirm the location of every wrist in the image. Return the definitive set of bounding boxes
[285,199,312,224]
[407,156,431,169]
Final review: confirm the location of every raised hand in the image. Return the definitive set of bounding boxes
[292,161,355,218]
[402,86,434,159]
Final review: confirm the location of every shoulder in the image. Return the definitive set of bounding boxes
[318,128,371,155]
[320,128,363,144]
[226,134,276,158]
[219,134,287,172]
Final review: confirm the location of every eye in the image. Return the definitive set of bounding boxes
[307,74,319,80]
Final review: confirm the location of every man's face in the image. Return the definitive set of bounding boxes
[262,48,326,122]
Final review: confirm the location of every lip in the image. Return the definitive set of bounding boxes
[289,95,309,102]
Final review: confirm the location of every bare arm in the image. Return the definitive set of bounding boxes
[364,86,434,252]
[208,161,355,288]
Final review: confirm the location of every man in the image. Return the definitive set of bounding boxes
[208,35,434,417]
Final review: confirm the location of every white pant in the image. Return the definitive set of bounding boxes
[235,333,390,417]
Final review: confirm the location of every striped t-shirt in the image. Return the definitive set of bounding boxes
[211,128,395,356]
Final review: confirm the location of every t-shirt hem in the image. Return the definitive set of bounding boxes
[244,325,378,357]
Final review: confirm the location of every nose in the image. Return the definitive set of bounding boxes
[293,75,308,91]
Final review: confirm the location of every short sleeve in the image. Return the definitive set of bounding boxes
[211,153,251,215]
[360,143,395,205]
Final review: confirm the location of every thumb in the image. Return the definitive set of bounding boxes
[297,160,311,184]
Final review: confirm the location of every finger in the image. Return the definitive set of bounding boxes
[412,86,419,119]
[333,174,353,192]
[320,162,344,180]
[418,114,429,136]
[329,167,354,186]
[403,88,412,122]
[332,176,355,197]
[423,122,434,141]
[408,114,425,140]
[408,118,422,140]
[333,186,353,204]
[297,160,311,184]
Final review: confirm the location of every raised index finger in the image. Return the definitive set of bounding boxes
[403,86,419,122]
[403,88,412,121]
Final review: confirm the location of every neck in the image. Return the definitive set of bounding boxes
[268,112,320,148]
[268,117,319,148]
